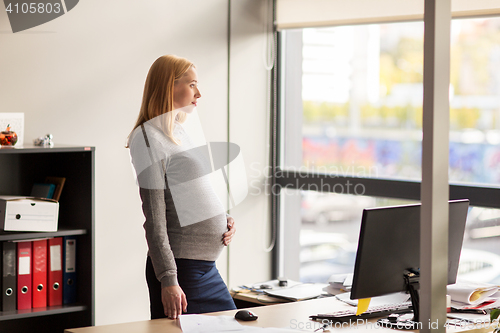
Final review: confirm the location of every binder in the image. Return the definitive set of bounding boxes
[63,236,77,304]
[32,239,47,308]
[17,241,32,310]
[47,237,63,306]
[31,183,56,199]
[44,176,66,202]
[1,241,16,311]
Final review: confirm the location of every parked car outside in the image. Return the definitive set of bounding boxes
[301,192,376,225]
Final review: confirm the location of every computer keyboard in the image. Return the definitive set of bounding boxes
[310,302,413,323]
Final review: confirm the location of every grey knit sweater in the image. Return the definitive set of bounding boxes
[129,120,227,288]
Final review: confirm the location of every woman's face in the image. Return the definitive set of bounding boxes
[173,66,201,110]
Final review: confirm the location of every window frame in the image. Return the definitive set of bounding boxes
[271,21,500,278]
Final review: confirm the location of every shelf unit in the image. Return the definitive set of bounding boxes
[0,145,95,333]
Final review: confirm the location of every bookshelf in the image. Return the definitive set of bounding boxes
[0,145,95,333]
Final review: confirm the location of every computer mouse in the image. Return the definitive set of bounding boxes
[234,309,258,321]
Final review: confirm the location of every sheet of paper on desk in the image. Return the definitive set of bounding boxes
[179,315,244,333]
[451,298,500,310]
[447,313,491,324]
[264,284,328,301]
[238,329,308,333]
[241,329,308,332]
[327,273,353,291]
[179,315,308,333]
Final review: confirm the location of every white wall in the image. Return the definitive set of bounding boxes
[0,0,271,327]
[228,0,273,287]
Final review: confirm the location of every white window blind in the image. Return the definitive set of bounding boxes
[276,0,500,29]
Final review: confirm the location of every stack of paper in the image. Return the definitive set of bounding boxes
[447,281,500,308]
[328,273,353,295]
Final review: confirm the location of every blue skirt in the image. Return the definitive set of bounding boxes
[146,256,236,318]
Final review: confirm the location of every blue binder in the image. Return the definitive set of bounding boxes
[62,236,77,304]
[31,183,56,199]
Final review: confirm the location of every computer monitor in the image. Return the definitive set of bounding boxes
[350,199,469,326]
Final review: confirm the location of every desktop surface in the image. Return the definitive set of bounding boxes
[64,297,487,333]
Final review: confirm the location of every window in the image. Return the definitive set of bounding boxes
[277,17,500,283]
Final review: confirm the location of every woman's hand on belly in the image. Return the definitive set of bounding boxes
[222,216,236,246]
[161,285,188,319]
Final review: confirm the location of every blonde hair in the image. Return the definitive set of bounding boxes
[127,55,193,146]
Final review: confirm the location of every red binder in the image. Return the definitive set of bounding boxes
[17,241,32,310]
[32,239,47,308]
[47,237,63,306]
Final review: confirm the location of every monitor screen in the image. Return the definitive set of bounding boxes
[350,199,469,300]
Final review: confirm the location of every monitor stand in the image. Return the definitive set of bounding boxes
[377,269,420,330]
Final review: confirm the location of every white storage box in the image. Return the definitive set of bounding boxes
[0,196,59,232]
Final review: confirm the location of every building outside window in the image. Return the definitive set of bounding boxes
[278,17,500,285]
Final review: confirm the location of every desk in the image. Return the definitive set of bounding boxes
[64,297,493,333]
